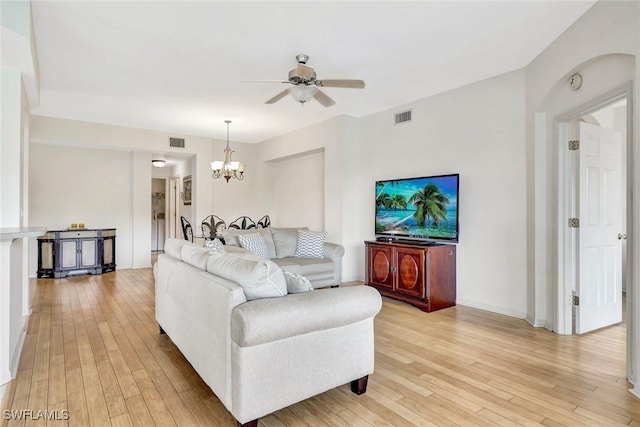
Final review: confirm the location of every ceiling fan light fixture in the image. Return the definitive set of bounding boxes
[289,86,318,104]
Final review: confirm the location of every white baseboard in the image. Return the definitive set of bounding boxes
[525,315,548,329]
[629,387,640,400]
[456,299,527,320]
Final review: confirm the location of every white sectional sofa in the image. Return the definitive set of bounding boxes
[154,239,382,426]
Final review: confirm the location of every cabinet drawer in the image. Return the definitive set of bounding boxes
[60,230,98,239]
[101,230,116,237]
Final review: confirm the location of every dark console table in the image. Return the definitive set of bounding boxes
[365,240,456,312]
[37,228,116,278]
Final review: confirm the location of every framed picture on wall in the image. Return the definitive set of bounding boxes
[183,175,192,205]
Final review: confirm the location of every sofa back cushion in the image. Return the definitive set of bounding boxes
[223,228,277,259]
[165,238,192,260]
[270,227,308,259]
[181,245,215,270]
[206,252,287,300]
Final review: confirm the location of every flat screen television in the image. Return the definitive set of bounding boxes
[375,173,459,242]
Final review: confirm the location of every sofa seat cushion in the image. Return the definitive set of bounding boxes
[273,257,334,276]
[206,252,287,301]
[231,286,382,347]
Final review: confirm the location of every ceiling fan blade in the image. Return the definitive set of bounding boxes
[265,89,290,104]
[297,63,315,80]
[241,80,291,84]
[315,79,365,89]
[313,89,336,107]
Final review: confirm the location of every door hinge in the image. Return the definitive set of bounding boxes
[568,218,579,228]
[572,295,580,306]
[569,140,579,150]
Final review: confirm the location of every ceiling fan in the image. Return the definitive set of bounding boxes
[248,54,365,107]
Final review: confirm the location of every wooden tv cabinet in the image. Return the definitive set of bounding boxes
[365,240,456,312]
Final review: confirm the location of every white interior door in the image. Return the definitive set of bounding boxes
[576,122,622,334]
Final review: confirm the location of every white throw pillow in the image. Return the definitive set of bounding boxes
[282,270,314,293]
[238,233,269,259]
[294,230,326,258]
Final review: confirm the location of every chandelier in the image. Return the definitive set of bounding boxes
[210,120,245,182]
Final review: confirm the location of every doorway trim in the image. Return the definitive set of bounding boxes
[169,176,180,239]
[555,82,633,372]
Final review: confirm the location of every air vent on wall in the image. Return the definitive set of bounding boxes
[169,137,185,148]
[394,110,412,125]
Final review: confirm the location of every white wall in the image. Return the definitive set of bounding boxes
[359,70,527,317]
[263,149,325,230]
[253,71,527,317]
[525,0,639,330]
[0,1,40,397]
[256,116,357,275]
[210,136,271,223]
[0,68,31,395]
[30,143,135,269]
[524,0,639,385]
[27,116,243,272]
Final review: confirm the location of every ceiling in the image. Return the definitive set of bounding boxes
[30,1,596,144]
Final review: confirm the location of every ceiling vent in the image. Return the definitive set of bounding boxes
[394,110,412,125]
[169,137,185,148]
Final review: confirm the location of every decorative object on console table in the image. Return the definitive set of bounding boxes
[37,228,117,278]
[365,240,456,312]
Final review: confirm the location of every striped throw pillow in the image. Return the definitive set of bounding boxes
[237,233,269,259]
[294,230,326,258]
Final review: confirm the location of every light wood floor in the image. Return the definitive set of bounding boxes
[2,269,640,426]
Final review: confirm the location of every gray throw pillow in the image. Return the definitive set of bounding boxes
[271,227,308,258]
[282,270,314,293]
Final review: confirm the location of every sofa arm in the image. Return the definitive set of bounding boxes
[323,242,345,261]
[231,286,382,347]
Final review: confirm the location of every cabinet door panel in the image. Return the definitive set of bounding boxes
[40,242,53,269]
[103,238,114,265]
[395,247,425,298]
[61,241,78,269]
[368,245,393,289]
[80,239,97,267]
